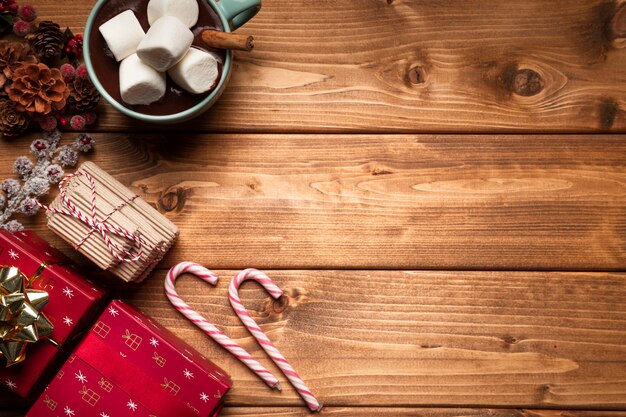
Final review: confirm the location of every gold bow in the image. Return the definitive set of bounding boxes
[0,266,54,366]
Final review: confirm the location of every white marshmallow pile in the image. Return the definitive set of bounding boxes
[98,0,219,106]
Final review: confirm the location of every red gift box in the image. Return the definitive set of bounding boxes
[0,230,106,398]
[27,300,232,417]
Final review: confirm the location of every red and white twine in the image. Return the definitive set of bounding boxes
[164,262,281,390]
[37,170,153,264]
[229,268,322,412]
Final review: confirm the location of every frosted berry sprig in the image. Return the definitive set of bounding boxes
[0,130,94,231]
[0,0,36,37]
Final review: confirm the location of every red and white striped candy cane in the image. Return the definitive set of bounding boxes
[229,269,322,412]
[164,262,281,390]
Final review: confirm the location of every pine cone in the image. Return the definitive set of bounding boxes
[0,41,37,90]
[26,21,65,61]
[68,76,100,111]
[0,99,29,137]
[7,62,69,115]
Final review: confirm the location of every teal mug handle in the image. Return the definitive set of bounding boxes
[214,0,261,31]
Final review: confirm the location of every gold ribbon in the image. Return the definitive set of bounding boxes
[0,266,54,366]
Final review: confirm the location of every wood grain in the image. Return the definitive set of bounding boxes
[117,269,626,408]
[1,269,625,410]
[3,408,626,417]
[28,0,626,133]
[1,134,623,270]
[218,409,626,417]
[219,409,626,417]
[1,0,623,415]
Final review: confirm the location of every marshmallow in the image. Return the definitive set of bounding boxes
[147,0,199,28]
[137,16,194,72]
[99,10,145,62]
[168,48,219,94]
[119,53,166,105]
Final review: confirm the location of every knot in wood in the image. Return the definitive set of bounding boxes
[407,65,425,85]
[511,69,544,96]
[613,4,626,38]
[158,187,186,213]
[599,98,619,129]
[272,295,290,313]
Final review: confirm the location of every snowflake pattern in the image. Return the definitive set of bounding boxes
[4,379,16,390]
[200,392,209,403]
[127,399,138,411]
[149,337,159,347]
[8,249,19,260]
[108,306,119,316]
[63,316,73,326]
[62,287,74,298]
[100,413,110,417]
[64,406,75,416]
[183,369,194,379]
[75,370,87,384]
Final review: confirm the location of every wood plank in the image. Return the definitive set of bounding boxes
[3,408,626,417]
[1,270,625,409]
[222,409,626,417]
[117,269,626,408]
[1,134,624,270]
[29,0,626,133]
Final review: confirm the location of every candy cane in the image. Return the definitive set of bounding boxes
[164,262,281,390]
[229,269,322,412]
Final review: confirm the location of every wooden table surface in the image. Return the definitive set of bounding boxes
[1,0,626,416]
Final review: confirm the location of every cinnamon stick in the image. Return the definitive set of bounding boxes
[202,29,254,51]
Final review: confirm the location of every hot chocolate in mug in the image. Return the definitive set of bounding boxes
[84,0,260,123]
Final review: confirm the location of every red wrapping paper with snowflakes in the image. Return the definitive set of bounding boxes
[27,300,232,417]
[0,230,106,398]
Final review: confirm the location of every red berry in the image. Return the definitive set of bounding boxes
[70,115,86,130]
[39,115,57,132]
[60,117,67,126]
[60,63,75,81]
[12,20,30,37]
[17,4,36,21]
[66,35,85,60]
[82,112,97,125]
[76,64,88,78]
[7,2,17,13]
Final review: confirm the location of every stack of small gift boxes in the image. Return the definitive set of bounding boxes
[0,162,231,417]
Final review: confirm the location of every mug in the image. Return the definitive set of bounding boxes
[83,0,261,124]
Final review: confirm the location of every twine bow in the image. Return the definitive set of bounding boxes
[0,266,54,366]
[37,170,150,264]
